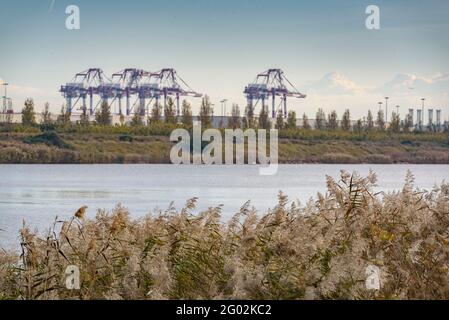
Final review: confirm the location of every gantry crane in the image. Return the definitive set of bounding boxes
[244,69,306,118]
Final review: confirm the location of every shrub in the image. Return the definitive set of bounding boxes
[118,134,134,142]
[1,171,449,300]
[23,131,71,149]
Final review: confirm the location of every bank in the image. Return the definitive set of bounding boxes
[1,130,448,164]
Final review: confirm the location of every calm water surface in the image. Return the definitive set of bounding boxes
[1,164,449,248]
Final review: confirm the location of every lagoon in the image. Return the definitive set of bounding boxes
[1,164,449,248]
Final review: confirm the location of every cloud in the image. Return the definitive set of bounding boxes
[376,73,449,97]
[49,0,56,13]
[297,71,449,119]
[0,78,44,97]
[302,72,365,96]
[0,77,61,111]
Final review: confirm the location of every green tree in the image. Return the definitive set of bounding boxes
[243,105,255,129]
[327,110,338,130]
[22,98,36,126]
[228,103,241,129]
[119,113,125,126]
[302,113,310,129]
[199,95,213,128]
[41,102,53,125]
[403,113,413,132]
[355,119,363,133]
[389,112,400,133]
[95,101,111,125]
[341,109,351,131]
[286,111,297,129]
[130,112,143,126]
[258,106,271,129]
[376,110,385,131]
[275,112,284,130]
[164,97,177,124]
[150,102,162,124]
[315,108,326,130]
[181,100,193,127]
[57,105,71,126]
[79,107,90,127]
[366,110,374,131]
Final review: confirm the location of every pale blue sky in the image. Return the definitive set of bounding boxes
[0,0,448,118]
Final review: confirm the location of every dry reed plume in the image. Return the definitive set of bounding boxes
[1,170,449,300]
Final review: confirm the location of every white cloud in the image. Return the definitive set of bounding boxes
[302,72,366,96]
[0,77,60,111]
[375,73,449,97]
[0,78,45,97]
[298,72,449,119]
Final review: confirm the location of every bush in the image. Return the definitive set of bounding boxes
[23,131,71,149]
[119,134,134,142]
[1,171,449,300]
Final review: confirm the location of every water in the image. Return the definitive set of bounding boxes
[1,164,449,249]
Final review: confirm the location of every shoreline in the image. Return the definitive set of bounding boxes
[1,127,449,164]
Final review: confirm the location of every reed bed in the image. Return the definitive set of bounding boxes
[1,170,449,300]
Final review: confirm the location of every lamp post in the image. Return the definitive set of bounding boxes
[385,97,389,123]
[2,82,9,113]
[421,98,425,128]
[220,99,228,117]
[378,101,383,112]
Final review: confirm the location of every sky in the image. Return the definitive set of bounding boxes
[0,0,448,119]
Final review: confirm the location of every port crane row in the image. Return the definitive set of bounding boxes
[60,68,306,118]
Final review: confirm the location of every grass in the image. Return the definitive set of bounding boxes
[1,170,449,300]
[0,124,448,164]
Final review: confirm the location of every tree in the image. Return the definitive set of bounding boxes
[243,105,255,129]
[376,110,385,131]
[95,101,111,125]
[366,110,374,131]
[164,97,177,124]
[258,106,271,129]
[199,95,213,128]
[286,111,297,129]
[355,119,363,133]
[181,100,193,127]
[315,108,326,130]
[228,103,241,129]
[389,112,400,133]
[341,109,351,131]
[275,112,284,130]
[79,107,90,126]
[5,113,12,126]
[403,113,413,132]
[22,98,36,126]
[41,102,53,125]
[302,113,310,129]
[327,110,338,130]
[150,102,162,124]
[130,112,143,126]
[57,105,71,126]
[119,113,125,126]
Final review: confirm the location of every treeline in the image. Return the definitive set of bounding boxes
[3,98,449,136]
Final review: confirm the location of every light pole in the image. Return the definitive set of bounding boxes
[421,98,425,128]
[385,97,389,123]
[2,82,9,113]
[378,101,383,112]
[220,99,228,117]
